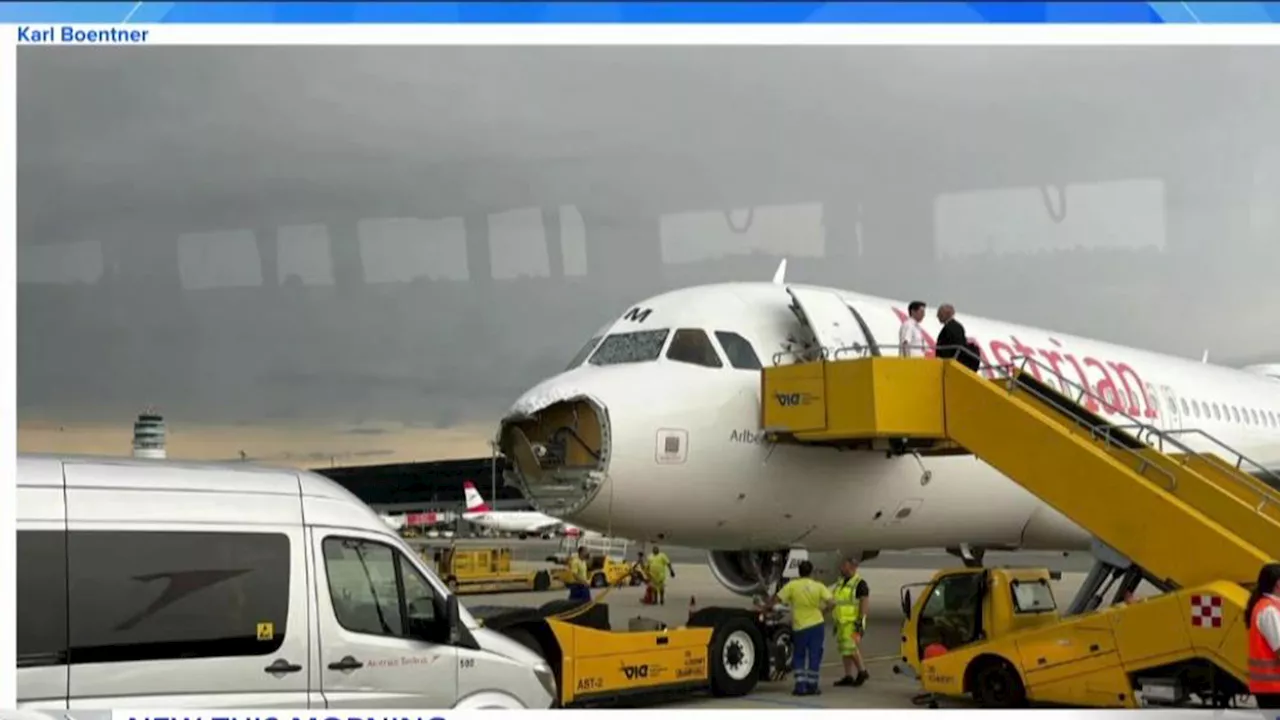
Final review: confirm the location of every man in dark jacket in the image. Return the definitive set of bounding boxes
[935,303,983,373]
[934,304,966,360]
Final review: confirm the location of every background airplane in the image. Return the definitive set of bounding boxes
[462,481,596,539]
[496,263,1280,595]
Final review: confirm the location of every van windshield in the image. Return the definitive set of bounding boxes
[589,329,670,366]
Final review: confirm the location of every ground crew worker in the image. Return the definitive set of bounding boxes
[762,560,835,696]
[646,544,674,605]
[1247,562,1280,709]
[830,557,871,687]
[567,546,591,603]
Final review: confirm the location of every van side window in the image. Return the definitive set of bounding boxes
[714,331,763,370]
[67,531,289,664]
[17,530,68,667]
[666,328,723,368]
[323,537,442,643]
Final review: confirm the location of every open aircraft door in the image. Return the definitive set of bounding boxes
[786,286,870,360]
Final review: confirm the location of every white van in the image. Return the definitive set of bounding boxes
[16,454,556,710]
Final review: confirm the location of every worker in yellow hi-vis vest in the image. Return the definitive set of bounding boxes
[567,546,591,602]
[830,557,871,687]
[762,559,835,696]
[646,544,674,605]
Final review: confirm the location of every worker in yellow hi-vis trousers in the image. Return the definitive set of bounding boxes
[646,544,674,605]
[830,557,871,687]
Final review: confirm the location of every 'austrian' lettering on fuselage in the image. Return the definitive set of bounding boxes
[891,307,1158,419]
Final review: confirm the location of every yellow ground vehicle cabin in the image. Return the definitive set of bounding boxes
[428,544,554,594]
[759,308,1280,710]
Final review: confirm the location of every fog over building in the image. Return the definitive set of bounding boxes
[16,46,1280,431]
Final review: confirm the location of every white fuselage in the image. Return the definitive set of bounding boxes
[463,509,562,535]
[501,282,1280,556]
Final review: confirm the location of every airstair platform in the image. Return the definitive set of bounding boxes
[761,355,1280,701]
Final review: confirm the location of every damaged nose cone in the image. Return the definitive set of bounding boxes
[498,393,611,518]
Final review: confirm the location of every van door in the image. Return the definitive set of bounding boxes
[312,528,459,708]
[16,457,70,708]
[785,286,869,360]
[63,523,310,708]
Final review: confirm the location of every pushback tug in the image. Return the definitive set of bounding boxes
[762,349,1280,709]
[471,581,794,707]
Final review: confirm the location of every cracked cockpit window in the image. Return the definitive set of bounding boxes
[588,329,670,366]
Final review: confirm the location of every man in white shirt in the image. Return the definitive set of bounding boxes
[899,301,928,357]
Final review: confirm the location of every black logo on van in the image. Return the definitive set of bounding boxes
[622,307,653,323]
[622,662,651,679]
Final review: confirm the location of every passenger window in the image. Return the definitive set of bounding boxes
[323,537,444,644]
[715,331,763,371]
[916,572,984,655]
[1010,578,1057,614]
[1213,404,1221,421]
[1180,399,1190,417]
[17,530,68,667]
[666,328,723,368]
[400,554,439,633]
[1232,407,1241,423]
[1251,409,1260,425]
[324,538,404,636]
[1191,401,1201,418]
[67,531,290,664]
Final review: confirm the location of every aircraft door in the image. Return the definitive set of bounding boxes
[785,286,870,361]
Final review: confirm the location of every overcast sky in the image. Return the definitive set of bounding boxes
[15,46,1280,425]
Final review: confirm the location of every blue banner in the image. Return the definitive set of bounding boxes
[2,2,1280,25]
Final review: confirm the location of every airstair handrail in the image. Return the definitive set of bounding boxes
[988,355,1179,493]
[998,353,1280,513]
[1110,424,1280,499]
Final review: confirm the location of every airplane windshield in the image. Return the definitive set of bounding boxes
[588,329,670,366]
[565,336,602,370]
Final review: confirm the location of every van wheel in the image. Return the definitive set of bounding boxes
[708,616,764,697]
[971,658,1026,708]
[591,572,607,588]
[533,570,551,592]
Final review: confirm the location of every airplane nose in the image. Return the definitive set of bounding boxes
[497,379,612,519]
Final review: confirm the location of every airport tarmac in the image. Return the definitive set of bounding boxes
[457,560,1094,709]
[412,536,1093,573]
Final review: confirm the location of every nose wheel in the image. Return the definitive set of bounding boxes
[766,626,793,682]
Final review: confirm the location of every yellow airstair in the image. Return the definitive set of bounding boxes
[761,354,1280,707]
